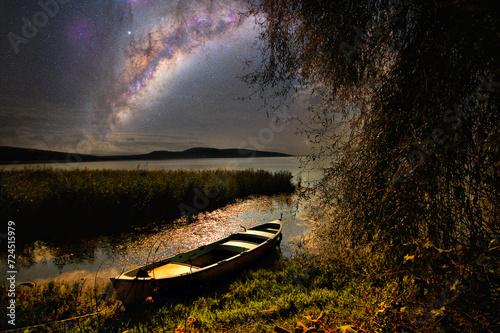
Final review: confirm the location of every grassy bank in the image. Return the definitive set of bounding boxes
[0,168,294,243]
[0,255,398,332]
[2,245,497,332]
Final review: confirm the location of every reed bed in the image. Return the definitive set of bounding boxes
[0,168,294,243]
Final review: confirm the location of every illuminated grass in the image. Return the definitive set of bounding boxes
[0,255,417,332]
[1,250,495,332]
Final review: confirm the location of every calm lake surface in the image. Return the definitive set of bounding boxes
[1,157,323,285]
[0,156,320,183]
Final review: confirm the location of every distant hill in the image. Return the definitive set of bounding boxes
[0,146,292,164]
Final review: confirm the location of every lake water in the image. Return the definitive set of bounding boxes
[0,156,321,184]
[1,157,324,285]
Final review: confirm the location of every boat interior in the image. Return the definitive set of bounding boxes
[179,230,275,269]
[130,221,282,279]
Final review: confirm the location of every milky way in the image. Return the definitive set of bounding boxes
[0,0,307,155]
[92,0,248,135]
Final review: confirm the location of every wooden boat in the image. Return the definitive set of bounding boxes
[111,219,283,305]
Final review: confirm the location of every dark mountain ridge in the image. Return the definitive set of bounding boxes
[0,146,292,164]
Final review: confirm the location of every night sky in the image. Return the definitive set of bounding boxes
[0,0,310,156]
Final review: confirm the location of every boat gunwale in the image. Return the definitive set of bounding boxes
[112,220,282,282]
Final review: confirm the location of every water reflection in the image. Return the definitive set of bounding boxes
[1,194,314,285]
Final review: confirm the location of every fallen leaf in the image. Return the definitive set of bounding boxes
[404,254,415,261]
[338,325,357,333]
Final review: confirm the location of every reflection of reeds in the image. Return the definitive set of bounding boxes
[0,169,294,244]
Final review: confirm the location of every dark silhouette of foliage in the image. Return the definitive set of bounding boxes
[247,2,500,328]
[246,0,499,253]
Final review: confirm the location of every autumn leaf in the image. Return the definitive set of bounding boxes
[404,254,415,261]
[338,325,356,333]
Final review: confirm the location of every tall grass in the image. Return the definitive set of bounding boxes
[0,168,294,244]
[0,255,425,332]
[0,279,123,332]
[1,248,496,332]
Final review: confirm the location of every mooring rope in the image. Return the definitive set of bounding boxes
[2,310,102,332]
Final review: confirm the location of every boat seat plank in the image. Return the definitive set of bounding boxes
[243,230,276,238]
[148,262,200,278]
[219,240,259,251]
[262,228,279,233]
